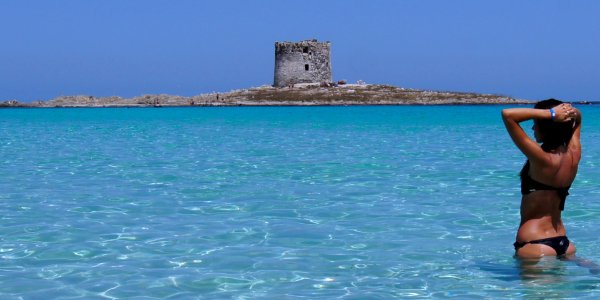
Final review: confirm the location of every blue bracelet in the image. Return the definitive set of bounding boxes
[550,108,556,121]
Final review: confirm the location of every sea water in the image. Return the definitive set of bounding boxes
[1,105,599,299]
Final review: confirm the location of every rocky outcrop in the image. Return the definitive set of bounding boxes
[1,83,531,108]
[0,100,21,107]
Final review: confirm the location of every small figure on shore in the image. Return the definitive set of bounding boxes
[502,99,582,258]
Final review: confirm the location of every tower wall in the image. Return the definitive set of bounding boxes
[274,40,331,87]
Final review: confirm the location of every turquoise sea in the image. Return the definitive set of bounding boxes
[1,105,600,299]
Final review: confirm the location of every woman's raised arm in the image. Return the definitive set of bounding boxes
[501,108,551,164]
[501,103,578,164]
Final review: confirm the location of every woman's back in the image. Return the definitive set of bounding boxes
[519,146,578,231]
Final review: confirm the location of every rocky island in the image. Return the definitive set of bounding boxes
[1,83,529,108]
[1,40,532,108]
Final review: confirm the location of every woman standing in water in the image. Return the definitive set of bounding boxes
[502,99,581,258]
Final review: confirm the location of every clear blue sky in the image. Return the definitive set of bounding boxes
[2,0,599,102]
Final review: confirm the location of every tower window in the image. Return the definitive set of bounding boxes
[305,64,309,71]
[303,47,309,53]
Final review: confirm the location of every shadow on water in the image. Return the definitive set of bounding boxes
[475,258,572,284]
[478,255,600,281]
[476,259,523,282]
[475,256,600,299]
[476,255,600,296]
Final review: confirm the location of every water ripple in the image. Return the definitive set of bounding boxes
[1,106,600,298]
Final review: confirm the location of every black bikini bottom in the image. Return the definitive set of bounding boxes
[513,236,570,256]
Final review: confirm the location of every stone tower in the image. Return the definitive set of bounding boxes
[274,39,332,87]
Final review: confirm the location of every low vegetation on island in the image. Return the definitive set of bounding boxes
[1,83,530,108]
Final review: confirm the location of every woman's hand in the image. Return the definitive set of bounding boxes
[552,103,578,123]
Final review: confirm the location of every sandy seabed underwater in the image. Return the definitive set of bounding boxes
[1,105,600,299]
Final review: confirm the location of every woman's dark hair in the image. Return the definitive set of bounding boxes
[534,98,574,151]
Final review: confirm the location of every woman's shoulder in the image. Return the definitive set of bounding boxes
[530,148,572,176]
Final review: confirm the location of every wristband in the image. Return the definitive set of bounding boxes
[550,108,555,121]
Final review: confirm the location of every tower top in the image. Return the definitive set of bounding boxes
[273,40,332,87]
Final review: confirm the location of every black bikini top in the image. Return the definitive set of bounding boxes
[520,160,571,210]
